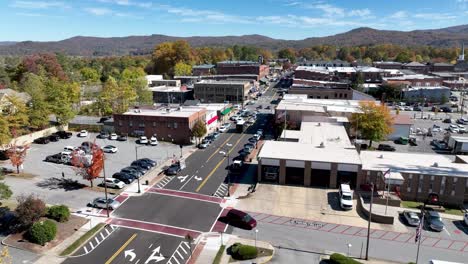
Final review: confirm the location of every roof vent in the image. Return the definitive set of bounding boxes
[379,154,384,159]
[433,162,438,167]
[317,123,321,126]
[319,142,325,148]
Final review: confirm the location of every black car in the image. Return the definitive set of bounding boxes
[121,167,143,178]
[131,160,152,170]
[441,107,452,113]
[47,134,60,142]
[165,162,185,175]
[98,116,111,123]
[138,158,156,167]
[112,172,136,184]
[34,137,50,144]
[53,131,72,139]
[413,106,422,111]
[117,135,128,141]
[45,153,63,163]
[424,210,444,232]
[377,144,396,151]
[128,166,148,174]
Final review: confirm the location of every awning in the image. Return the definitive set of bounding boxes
[221,107,231,115]
[207,115,218,125]
[383,171,404,185]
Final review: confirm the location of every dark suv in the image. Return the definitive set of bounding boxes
[112,172,136,184]
[53,131,72,139]
[377,144,396,151]
[131,160,152,170]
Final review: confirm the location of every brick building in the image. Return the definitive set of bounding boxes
[294,66,335,81]
[193,80,251,104]
[430,62,455,72]
[113,106,206,144]
[288,83,353,100]
[216,61,269,79]
[373,61,403,69]
[382,74,442,87]
[149,86,194,104]
[192,64,215,76]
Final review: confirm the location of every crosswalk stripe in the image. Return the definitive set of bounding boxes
[100,232,105,240]
[176,250,184,259]
[89,241,94,249]
[84,246,88,254]
[179,245,188,254]
[172,258,180,264]
[95,237,99,244]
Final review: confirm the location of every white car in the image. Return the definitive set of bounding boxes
[198,142,209,149]
[449,124,460,133]
[109,133,118,140]
[139,136,148,144]
[64,146,78,152]
[103,178,125,189]
[235,117,244,124]
[149,136,158,146]
[457,124,466,133]
[230,115,240,121]
[102,145,118,153]
[78,130,88,137]
[219,123,230,132]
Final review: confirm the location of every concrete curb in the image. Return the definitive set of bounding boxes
[59,223,108,257]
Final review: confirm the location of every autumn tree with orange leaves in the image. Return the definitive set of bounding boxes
[71,142,104,187]
[6,142,30,174]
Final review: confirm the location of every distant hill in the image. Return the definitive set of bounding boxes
[0,25,467,56]
[0,42,17,46]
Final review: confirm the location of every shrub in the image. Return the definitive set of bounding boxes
[329,253,362,264]
[47,205,70,222]
[15,195,47,229]
[230,243,258,260]
[27,220,57,246]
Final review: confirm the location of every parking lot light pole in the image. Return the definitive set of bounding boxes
[365,183,374,260]
[102,154,110,218]
[254,229,258,250]
[135,146,141,193]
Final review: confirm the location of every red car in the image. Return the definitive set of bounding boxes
[226,209,257,230]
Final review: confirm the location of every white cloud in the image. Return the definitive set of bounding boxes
[389,11,408,19]
[413,13,457,20]
[309,3,345,16]
[156,5,252,24]
[11,1,68,9]
[97,0,152,8]
[284,1,302,6]
[349,9,371,17]
[85,7,112,15]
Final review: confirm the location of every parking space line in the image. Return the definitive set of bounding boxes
[95,237,99,244]
[327,225,340,233]
[460,242,468,252]
[339,226,352,234]
[447,240,455,249]
[84,246,88,254]
[100,232,105,240]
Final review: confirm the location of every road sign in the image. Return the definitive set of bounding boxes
[177,175,188,182]
[144,246,165,263]
[124,249,136,262]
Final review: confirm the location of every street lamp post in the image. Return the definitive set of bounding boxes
[365,183,374,260]
[134,145,142,193]
[255,229,258,250]
[347,243,352,257]
[102,153,110,218]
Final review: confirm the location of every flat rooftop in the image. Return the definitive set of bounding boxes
[276,98,376,113]
[404,86,450,91]
[383,74,440,81]
[295,66,329,73]
[122,106,203,118]
[360,151,468,177]
[259,141,361,165]
[148,86,188,92]
[281,122,354,148]
[195,80,250,85]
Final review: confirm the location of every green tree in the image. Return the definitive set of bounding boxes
[20,73,50,130]
[174,62,192,76]
[395,51,412,63]
[0,115,11,146]
[351,72,364,92]
[120,67,152,106]
[440,94,448,104]
[191,120,207,144]
[44,79,79,125]
[350,101,394,147]
[0,183,12,200]
[80,67,100,83]
[4,96,29,135]
[277,48,296,63]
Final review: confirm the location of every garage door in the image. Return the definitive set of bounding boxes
[285,167,305,186]
[310,169,330,187]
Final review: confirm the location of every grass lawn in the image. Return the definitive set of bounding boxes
[60,223,105,256]
[401,201,464,216]
[212,245,225,264]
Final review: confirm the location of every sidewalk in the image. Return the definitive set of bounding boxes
[195,233,275,264]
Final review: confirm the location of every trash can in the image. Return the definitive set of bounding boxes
[145,180,149,185]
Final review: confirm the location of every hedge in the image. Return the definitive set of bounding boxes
[230,243,258,260]
[27,220,57,246]
[329,253,362,264]
[47,205,70,222]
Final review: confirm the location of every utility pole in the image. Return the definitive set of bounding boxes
[102,154,110,218]
[365,183,374,260]
[135,146,141,193]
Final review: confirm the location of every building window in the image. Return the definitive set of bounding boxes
[174,122,178,128]
[428,183,433,193]
[139,123,145,128]
[325,96,329,99]
[118,120,123,126]
[335,93,338,98]
[129,121,133,127]
[167,123,172,128]
[344,93,348,98]
[153,122,156,127]
[440,176,446,195]
[417,175,423,193]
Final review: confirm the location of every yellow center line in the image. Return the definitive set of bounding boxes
[196,134,246,192]
[105,233,137,264]
[206,134,235,162]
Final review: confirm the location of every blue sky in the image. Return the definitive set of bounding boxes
[1,0,468,41]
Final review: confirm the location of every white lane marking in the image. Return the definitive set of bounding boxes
[89,241,94,249]
[105,228,110,235]
[100,232,105,240]
[179,245,188,254]
[149,243,153,249]
[444,228,451,236]
[95,237,99,244]
[176,250,184,259]
[179,174,196,190]
[84,246,88,254]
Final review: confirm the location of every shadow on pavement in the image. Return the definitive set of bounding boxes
[36,177,86,191]
[327,191,342,211]
[452,220,468,235]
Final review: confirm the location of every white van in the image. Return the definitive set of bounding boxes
[339,184,353,210]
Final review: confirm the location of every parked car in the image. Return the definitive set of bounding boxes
[47,134,60,142]
[394,137,409,145]
[441,107,452,113]
[109,133,118,140]
[137,158,156,167]
[121,167,143,178]
[128,165,148,174]
[165,161,185,175]
[257,129,264,136]
[112,172,136,184]
[45,153,63,163]
[226,209,257,230]
[431,139,450,150]
[78,130,89,137]
[442,118,453,124]
[243,145,254,154]
[413,106,422,111]
[98,116,111,123]
[211,132,220,139]
[33,137,50,144]
[252,134,261,141]
[457,125,466,134]
[432,125,441,132]
[102,178,125,189]
[90,197,120,210]
[402,210,420,227]
[198,142,209,149]
[138,136,148,144]
[130,160,152,170]
[97,131,109,139]
[102,145,118,153]
[457,117,468,125]
[117,135,128,141]
[219,123,230,133]
[425,210,444,232]
[235,117,244,124]
[377,144,396,151]
[53,131,72,139]
[202,137,213,144]
[449,124,460,133]
[265,105,271,110]
[149,136,158,146]
[230,115,240,121]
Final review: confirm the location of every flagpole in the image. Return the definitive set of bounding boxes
[415,213,424,264]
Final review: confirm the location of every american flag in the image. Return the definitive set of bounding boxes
[415,214,424,243]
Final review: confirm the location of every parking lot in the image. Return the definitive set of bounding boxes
[376,111,468,154]
[1,132,186,209]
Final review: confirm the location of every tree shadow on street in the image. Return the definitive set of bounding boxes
[36,177,86,191]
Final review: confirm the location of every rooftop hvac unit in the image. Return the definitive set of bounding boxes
[319,142,325,148]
